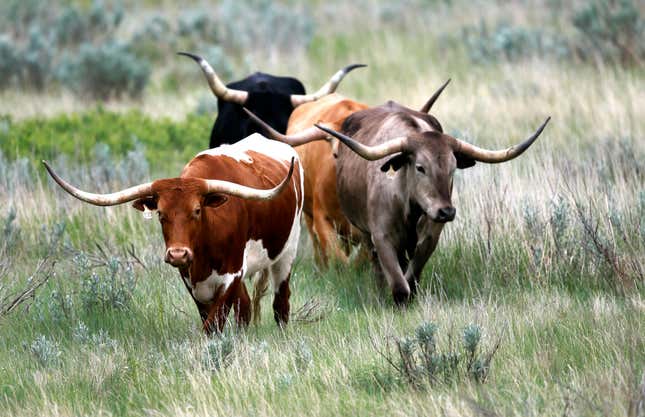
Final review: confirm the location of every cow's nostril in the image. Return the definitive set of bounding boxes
[165,247,193,266]
[437,206,456,222]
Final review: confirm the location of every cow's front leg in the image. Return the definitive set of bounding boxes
[232,279,251,328]
[203,301,231,335]
[404,218,444,297]
[180,271,210,322]
[372,233,410,305]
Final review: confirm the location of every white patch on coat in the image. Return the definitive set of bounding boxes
[268,160,304,292]
[244,239,272,276]
[197,133,296,164]
[192,270,240,304]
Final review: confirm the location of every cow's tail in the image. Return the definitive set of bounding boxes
[251,270,270,324]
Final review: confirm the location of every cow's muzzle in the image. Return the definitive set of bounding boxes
[165,247,194,267]
[433,206,456,223]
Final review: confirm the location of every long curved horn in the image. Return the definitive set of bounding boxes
[43,161,152,206]
[451,117,551,163]
[205,157,296,200]
[419,78,451,113]
[314,124,408,161]
[243,108,328,146]
[290,64,366,107]
[178,52,248,105]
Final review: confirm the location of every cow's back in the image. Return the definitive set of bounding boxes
[287,94,368,220]
[209,74,306,148]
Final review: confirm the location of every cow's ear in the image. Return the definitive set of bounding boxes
[380,153,410,172]
[133,197,157,211]
[454,152,476,169]
[204,193,228,209]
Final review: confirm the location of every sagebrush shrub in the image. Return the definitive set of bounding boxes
[0,0,148,97]
[294,341,313,373]
[462,21,570,63]
[572,0,644,65]
[216,0,314,56]
[202,334,234,371]
[78,256,137,311]
[58,41,150,99]
[0,35,19,89]
[378,322,500,388]
[30,335,61,367]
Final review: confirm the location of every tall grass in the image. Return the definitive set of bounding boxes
[0,1,643,416]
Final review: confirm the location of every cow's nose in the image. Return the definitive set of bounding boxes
[436,206,456,223]
[165,247,193,267]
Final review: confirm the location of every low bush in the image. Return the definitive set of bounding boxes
[202,334,235,371]
[462,21,570,63]
[372,322,501,388]
[29,335,61,367]
[0,0,149,98]
[572,0,644,65]
[57,41,150,100]
[0,109,211,171]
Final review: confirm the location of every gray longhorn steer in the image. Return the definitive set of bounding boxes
[314,102,550,304]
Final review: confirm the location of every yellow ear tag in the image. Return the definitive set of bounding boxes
[386,165,396,179]
[143,207,153,220]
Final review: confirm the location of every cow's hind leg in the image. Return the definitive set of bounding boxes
[304,212,324,267]
[270,260,292,327]
[251,269,270,324]
[313,211,349,266]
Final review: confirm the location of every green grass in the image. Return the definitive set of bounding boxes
[0,0,644,415]
[0,185,642,416]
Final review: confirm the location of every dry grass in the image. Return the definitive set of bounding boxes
[0,1,643,416]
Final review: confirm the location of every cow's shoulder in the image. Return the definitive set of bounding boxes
[197,134,297,165]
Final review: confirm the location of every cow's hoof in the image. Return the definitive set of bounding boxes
[274,317,289,329]
[392,284,411,306]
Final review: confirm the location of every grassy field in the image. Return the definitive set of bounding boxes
[1,0,644,416]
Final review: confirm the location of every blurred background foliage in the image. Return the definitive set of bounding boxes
[0,0,642,173]
[0,0,642,100]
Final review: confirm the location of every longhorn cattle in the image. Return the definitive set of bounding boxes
[44,135,303,333]
[244,80,451,266]
[179,52,364,148]
[314,103,550,303]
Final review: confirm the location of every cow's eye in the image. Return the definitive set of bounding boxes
[415,165,426,174]
[194,207,201,217]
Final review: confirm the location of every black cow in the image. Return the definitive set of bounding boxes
[179,52,364,148]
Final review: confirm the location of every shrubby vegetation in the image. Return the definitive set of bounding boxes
[460,0,644,66]
[368,322,500,389]
[0,0,149,98]
[0,110,211,170]
[0,0,316,98]
[572,0,644,65]
[0,1,642,416]
[462,22,570,63]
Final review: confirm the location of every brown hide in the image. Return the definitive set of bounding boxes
[167,152,300,275]
[144,151,302,332]
[287,93,368,265]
